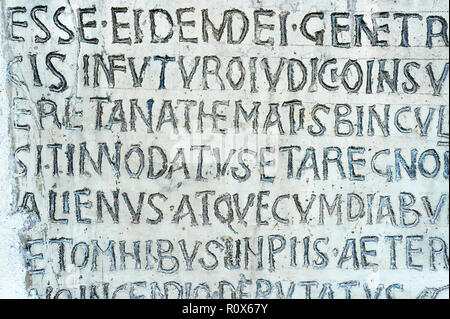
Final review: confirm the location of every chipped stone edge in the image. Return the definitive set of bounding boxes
[0,7,28,299]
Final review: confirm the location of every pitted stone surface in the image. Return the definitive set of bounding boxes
[0,0,448,299]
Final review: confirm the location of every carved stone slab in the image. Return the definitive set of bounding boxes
[0,0,448,299]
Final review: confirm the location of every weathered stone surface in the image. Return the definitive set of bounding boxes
[0,0,448,299]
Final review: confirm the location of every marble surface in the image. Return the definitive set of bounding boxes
[0,0,448,299]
